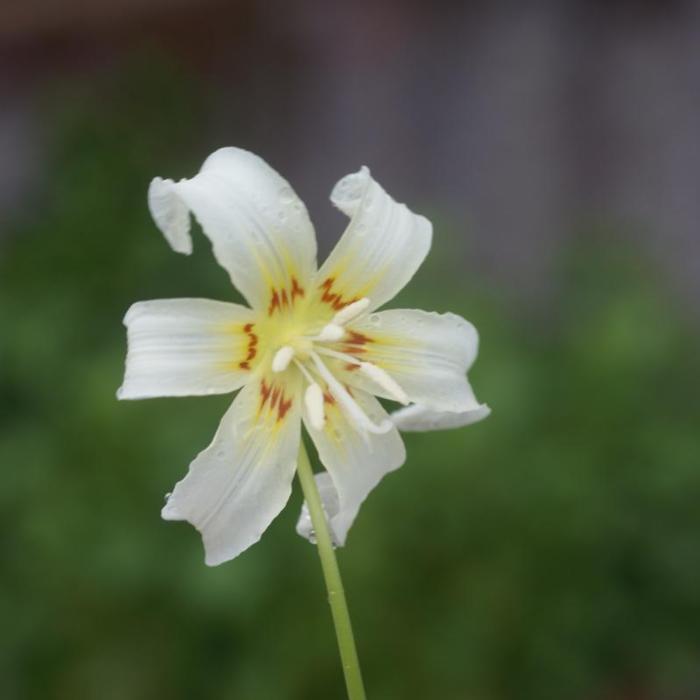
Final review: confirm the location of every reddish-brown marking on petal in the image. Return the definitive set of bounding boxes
[277,395,293,422]
[323,391,336,405]
[342,346,367,357]
[319,277,359,312]
[269,280,305,316]
[240,323,258,369]
[291,277,305,302]
[260,379,272,409]
[261,380,293,421]
[345,362,361,371]
[268,289,281,317]
[345,330,371,345]
[270,386,281,411]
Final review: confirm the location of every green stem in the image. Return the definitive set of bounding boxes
[297,442,367,700]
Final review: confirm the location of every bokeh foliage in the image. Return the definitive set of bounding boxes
[1,63,699,700]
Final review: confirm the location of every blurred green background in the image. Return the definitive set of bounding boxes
[2,3,700,699]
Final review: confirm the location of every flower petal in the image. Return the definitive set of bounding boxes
[391,403,491,432]
[162,372,303,566]
[337,309,483,413]
[313,167,432,315]
[302,389,405,546]
[148,148,317,312]
[118,299,259,400]
[295,472,341,546]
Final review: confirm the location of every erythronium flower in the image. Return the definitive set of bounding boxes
[118,147,489,566]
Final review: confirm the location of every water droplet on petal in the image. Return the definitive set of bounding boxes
[279,187,295,204]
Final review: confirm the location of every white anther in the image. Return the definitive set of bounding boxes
[359,362,409,405]
[272,345,295,373]
[305,383,326,431]
[316,323,345,342]
[332,298,370,325]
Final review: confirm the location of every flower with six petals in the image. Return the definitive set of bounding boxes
[118,148,489,566]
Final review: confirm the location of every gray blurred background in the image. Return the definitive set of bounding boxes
[3,0,699,307]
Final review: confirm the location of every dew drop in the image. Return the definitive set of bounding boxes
[279,187,295,204]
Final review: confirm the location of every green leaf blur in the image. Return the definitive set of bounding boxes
[2,64,699,700]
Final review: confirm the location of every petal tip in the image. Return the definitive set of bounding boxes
[160,506,179,521]
[147,177,193,255]
[330,166,372,216]
[391,403,491,432]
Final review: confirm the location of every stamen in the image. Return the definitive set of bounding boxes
[272,345,295,373]
[309,351,393,436]
[332,298,370,325]
[315,347,409,405]
[314,323,345,342]
[315,346,361,365]
[293,358,317,385]
[358,362,410,405]
[304,383,326,431]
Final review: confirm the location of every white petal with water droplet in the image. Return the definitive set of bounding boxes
[148,148,317,312]
[315,167,432,313]
[162,374,303,566]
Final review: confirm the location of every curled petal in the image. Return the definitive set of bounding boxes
[301,388,406,546]
[118,298,257,400]
[148,148,317,312]
[162,373,303,566]
[391,403,491,432]
[296,472,341,546]
[313,167,432,315]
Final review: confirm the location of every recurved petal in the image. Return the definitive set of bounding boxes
[118,299,258,400]
[338,309,483,413]
[148,148,317,313]
[162,372,303,566]
[295,472,341,546]
[391,403,491,432]
[313,167,432,315]
[301,388,405,546]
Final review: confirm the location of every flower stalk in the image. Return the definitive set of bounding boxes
[297,442,367,700]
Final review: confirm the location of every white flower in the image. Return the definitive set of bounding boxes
[118,148,489,566]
